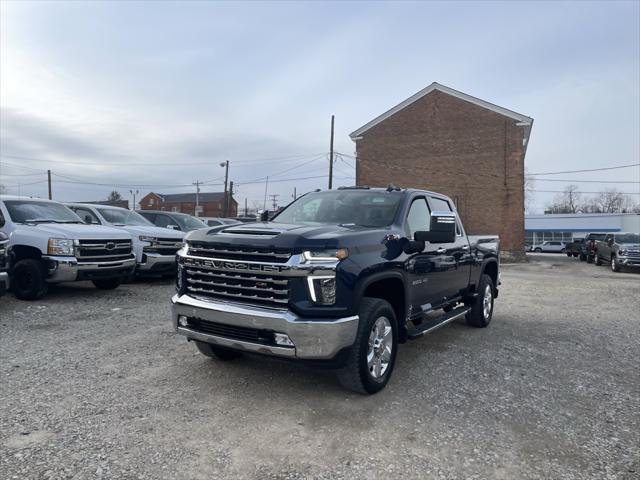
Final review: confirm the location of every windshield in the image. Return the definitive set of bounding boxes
[4,200,83,224]
[98,208,152,226]
[174,214,207,230]
[616,233,639,243]
[272,191,403,227]
[587,233,606,240]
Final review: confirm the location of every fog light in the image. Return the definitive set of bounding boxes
[178,315,189,327]
[307,276,336,305]
[274,333,294,347]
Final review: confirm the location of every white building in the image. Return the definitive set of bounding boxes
[525,213,640,246]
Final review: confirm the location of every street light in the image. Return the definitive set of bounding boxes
[129,189,139,210]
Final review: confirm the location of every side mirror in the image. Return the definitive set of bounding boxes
[414,211,456,243]
[260,210,269,222]
[168,224,180,230]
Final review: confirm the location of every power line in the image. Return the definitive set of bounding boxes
[532,189,640,195]
[533,178,640,184]
[529,163,640,176]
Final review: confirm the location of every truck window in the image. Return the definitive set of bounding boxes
[155,214,172,228]
[74,207,101,225]
[429,197,452,212]
[405,198,430,238]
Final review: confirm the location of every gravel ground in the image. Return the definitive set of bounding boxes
[1,254,638,480]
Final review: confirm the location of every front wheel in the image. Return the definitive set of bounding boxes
[611,256,621,272]
[337,298,398,394]
[534,248,542,253]
[595,253,603,266]
[12,259,48,300]
[466,274,495,328]
[92,278,123,290]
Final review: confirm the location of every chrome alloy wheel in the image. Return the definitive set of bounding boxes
[367,316,393,379]
[483,284,493,320]
[611,257,616,271]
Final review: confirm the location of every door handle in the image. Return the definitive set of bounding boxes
[436,248,446,254]
[461,245,469,250]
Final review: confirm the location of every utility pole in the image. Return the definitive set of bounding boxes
[220,160,229,217]
[328,114,335,189]
[269,194,279,211]
[244,198,248,217]
[47,170,52,200]
[192,180,201,216]
[292,187,297,200]
[228,181,234,216]
[263,176,269,211]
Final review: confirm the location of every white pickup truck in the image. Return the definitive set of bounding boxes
[0,196,136,300]
[66,203,184,276]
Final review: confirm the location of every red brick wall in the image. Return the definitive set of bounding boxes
[139,196,237,217]
[355,90,526,257]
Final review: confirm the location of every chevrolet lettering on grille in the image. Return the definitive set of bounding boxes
[184,257,287,273]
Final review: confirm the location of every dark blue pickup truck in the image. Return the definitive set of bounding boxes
[171,187,500,394]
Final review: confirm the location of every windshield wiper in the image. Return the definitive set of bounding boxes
[25,218,63,224]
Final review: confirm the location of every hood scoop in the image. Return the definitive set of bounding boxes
[217,227,282,236]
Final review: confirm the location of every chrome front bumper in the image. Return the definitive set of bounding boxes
[137,252,177,272]
[618,256,640,266]
[45,255,137,283]
[171,294,359,360]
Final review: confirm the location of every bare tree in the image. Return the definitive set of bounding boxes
[107,190,123,202]
[590,189,625,213]
[524,169,535,214]
[545,184,582,214]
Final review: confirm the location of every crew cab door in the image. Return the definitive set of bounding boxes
[427,196,472,303]
[601,234,613,260]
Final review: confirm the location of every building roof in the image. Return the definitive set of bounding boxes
[151,192,226,202]
[349,82,534,140]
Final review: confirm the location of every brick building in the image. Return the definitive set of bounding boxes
[139,192,237,217]
[350,82,533,260]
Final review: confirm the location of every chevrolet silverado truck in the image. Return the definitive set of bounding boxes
[594,232,640,272]
[584,232,607,263]
[0,196,136,300]
[565,237,584,258]
[171,187,500,394]
[66,203,184,276]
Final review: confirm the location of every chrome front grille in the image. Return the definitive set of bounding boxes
[76,239,133,263]
[184,264,289,307]
[144,238,183,255]
[187,243,292,263]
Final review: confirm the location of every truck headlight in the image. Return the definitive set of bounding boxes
[618,249,627,256]
[47,238,75,256]
[302,249,348,263]
[307,276,336,305]
[139,235,157,243]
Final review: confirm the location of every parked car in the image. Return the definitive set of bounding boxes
[565,238,585,258]
[172,187,500,394]
[0,226,9,297]
[66,204,184,276]
[199,217,241,228]
[594,232,640,272]
[584,232,607,263]
[0,196,136,300]
[530,241,566,253]
[137,210,207,232]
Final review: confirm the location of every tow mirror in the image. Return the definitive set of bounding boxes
[259,210,270,222]
[414,211,456,243]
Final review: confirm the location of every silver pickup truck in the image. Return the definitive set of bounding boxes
[0,196,136,300]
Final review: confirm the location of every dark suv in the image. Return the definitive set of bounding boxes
[137,211,207,232]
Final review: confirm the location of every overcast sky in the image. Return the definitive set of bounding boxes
[1,0,639,213]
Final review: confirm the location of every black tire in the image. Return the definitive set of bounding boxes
[12,259,48,301]
[92,278,123,290]
[566,252,572,257]
[595,253,603,266]
[572,253,579,258]
[466,274,495,328]
[534,248,542,253]
[611,256,621,272]
[587,254,594,264]
[337,298,398,395]
[195,341,242,361]
[579,254,587,261]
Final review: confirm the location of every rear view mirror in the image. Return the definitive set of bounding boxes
[414,211,456,243]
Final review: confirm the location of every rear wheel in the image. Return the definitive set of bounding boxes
[466,274,495,328]
[337,298,398,394]
[12,259,48,300]
[195,341,243,361]
[611,256,621,272]
[534,248,542,253]
[92,278,123,290]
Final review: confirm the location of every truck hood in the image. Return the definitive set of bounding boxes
[108,225,184,240]
[17,223,132,240]
[185,221,391,250]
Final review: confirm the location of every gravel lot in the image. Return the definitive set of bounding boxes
[1,254,638,480]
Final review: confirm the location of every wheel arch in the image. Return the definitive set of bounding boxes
[9,245,43,269]
[356,271,408,343]
[480,259,499,294]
